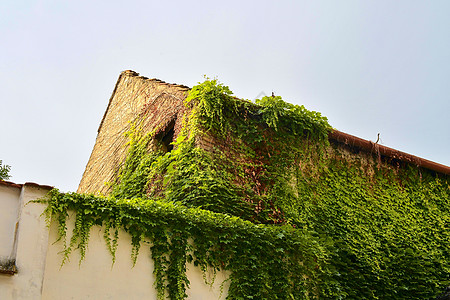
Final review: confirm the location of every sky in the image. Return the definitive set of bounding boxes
[1,0,449,192]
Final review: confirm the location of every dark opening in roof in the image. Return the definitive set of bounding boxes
[156,119,176,153]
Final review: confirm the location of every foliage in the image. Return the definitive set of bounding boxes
[38,77,449,299]
[38,189,332,299]
[184,77,235,136]
[294,152,450,299]
[255,95,330,140]
[179,78,331,224]
[0,160,11,181]
[110,125,161,199]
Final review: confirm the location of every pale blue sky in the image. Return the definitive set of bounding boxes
[1,1,449,192]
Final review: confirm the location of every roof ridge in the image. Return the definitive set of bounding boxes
[329,130,450,175]
[121,70,190,90]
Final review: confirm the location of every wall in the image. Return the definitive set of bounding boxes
[0,183,52,300]
[78,70,190,195]
[41,219,228,300]
[0,181,229,300]
[0,183,21,268]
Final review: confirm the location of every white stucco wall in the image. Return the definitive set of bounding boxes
[0,183,52,300]
[0,184,21,259]
[42,220,228,300]
[0,182,229,300]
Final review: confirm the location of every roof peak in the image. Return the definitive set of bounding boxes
[120,70,190,89]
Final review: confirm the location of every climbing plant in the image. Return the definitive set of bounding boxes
[38,189,332,299]
[38,77,449,299]
[0,159,11,180]
[293,151,450,299]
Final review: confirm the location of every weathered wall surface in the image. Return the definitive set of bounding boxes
[0,184,20,263]
[78,70,190,195]
[42,219,228,300]
[0,183,52,300]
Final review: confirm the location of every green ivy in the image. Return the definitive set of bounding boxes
[37,190,332,299]
[38,77,449,299]
[294,155,450,299]
[0,159,11,181]
[184,77,236,136]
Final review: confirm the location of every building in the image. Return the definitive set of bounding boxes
[1,70,448,299]
[79,70,449,197]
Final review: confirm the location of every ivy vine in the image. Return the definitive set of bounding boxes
[38,190,331,299]
[38,77,449,299]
